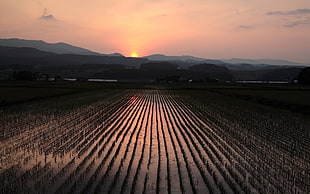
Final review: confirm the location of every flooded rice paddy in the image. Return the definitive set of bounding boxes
[0,89,309,193]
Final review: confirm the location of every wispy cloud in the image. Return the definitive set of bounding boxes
[267,8,310,16]
[284,19,310,28]
[39,9,58,21]
[40,14,55,20]
[238,25,252,29]
[267,8,310,28]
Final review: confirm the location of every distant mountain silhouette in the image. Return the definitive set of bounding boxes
[188,63,233,81]
[222,58,304,66]
[221,63,279,71]
[0,46,148,70]
[263,68,303,81]
[145,54,205,61]
[0,46,54,58]
[144,54,225,64]
[144,54,307,71]
[0,38,121,56]
[140,62,179,70]
[0,46,235,81]
[189,63,229,73]
[108,53,124,57]
[0,39,307,82]
[231,67,303,81]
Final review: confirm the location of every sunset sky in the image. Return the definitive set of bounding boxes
[0,0,309,63]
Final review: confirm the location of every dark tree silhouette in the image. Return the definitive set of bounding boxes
[12,71,34,81]
[297,67,310,84]
[140,62,178,70]
[188,63,233,81]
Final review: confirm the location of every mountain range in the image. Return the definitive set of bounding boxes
[1,38,307,67]
[143,54,307,70]
[0,38,123,57]
[0,38,306,82]
[222,58,304,66]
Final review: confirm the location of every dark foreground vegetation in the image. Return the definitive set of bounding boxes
[0,81,309,193]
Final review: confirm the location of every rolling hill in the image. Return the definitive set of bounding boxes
[0,38,123,56]
[0,38,306,82]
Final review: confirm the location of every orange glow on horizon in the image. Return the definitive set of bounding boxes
[0,0,309,63]
[130,52,139,58]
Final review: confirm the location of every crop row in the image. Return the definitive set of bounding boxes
[1,89,308,193]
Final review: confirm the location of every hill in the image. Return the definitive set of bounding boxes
[144,54,307,72]
[188,63,233,81]
[0,46,149,78]
[222,58,304,66]
[231,67,303,82]
[140,62,179,70]
[0,46,54,58]
[0,38,118,56]
[144,54,225,65]
[0,39,306,82]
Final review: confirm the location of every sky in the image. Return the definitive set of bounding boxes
[0,0,310,63]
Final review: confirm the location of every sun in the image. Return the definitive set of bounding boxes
[130,52,139,58]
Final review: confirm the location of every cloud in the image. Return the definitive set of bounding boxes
[267,8,310,28]
[267,8,310,16]
[40,14,55,20]
[238,25,252,29]
[39,8,58,21]
[284,19,310,28]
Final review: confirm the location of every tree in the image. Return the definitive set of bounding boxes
[12,71,34,81]
[140,62,178,71]
[297,67,310,84]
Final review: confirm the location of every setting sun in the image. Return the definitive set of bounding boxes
[131,52,139,58]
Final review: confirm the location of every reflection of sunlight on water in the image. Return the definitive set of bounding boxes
[2,89,306,194]
[1,90,215,193]
[128,95,138,105]
[130,96,137,101]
